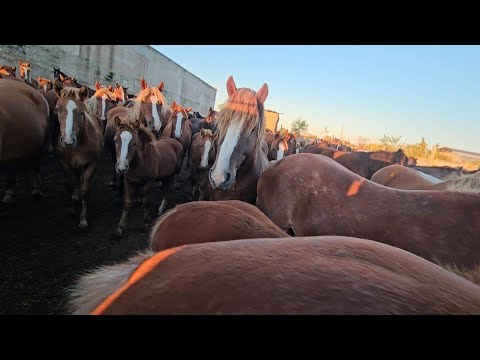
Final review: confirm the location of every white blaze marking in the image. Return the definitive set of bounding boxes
[295,148,299,154]
[210,119,243,186]
[150,95,161,131]
[276,141,286,160]
[200,139,212,168]
[117,131,133,171]
[174,113,183,139]
[24,69,29,80]
[64,100,77,143]
[100,94,107,120]
[44,84,48,93]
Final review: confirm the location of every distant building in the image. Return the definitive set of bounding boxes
[264,109,280,133]
[438,147,480,163]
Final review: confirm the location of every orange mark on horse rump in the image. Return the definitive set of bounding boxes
[91,245,186,315]
[346,179,365,196]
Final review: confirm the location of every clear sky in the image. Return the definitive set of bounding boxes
[151,45,480,153]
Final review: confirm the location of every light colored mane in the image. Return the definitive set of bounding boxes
[126,86,169,122]
[215,88,266,148]
[84,87,115,114]
[445,172,480,193]
[59,87,82,99]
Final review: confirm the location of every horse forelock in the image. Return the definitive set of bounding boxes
[216,88,265,149]
[127,86,167,123]
[59,87,83,99]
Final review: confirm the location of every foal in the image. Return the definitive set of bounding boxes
[113,117,183,237]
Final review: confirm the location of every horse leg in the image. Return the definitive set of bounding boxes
[72,168,81,211]
[59,160,75,215]
[31,157,45,200]
[115,179,133,238]
[78,162,97,230]
[158,177,174,216]
[142,180,154,228]
[109,144,117,188]
[2,169,16,204]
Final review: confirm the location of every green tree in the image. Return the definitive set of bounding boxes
[291,117,309,135]
[379,135,402,151]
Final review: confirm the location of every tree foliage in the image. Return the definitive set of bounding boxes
[291,117,309,135]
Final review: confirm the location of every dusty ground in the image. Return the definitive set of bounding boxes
[0,150,193,315]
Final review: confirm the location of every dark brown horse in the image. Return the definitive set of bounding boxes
[0,78,49,203]
[326,148,408,179]
[68,236,480,315]
[256,153,480,272]
[149,200,289,252]
[189,107,218,135]
[207,75,270,203]
[409,165,464,180]
[112,118,183,237]
[161,101,193,154]
[53,85,103,229]
[189,129,217,200]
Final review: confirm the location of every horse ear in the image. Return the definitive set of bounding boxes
[59,73,66,82]
[256,83,269,104]
[95,81,101,90]
[53,79,63,96]
[157,81,165,92]
[114,116,122,127]
[79,86,88,100]
[133,120,141,131]
[200,128,206,137]
[226,76,237,97]
[209,106,213,114]
[140,78,147,90]
[108,84,113,92]
[115,82,120,88]
[186,107,192,113]
[172,100,177,109]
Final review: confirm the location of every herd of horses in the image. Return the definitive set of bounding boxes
[1,59,480,315]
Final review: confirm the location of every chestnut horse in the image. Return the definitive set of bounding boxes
[149,200,289,252]
[0,65,16,77]
[85,87,118,129]
[68,236,480,315]
[268,134,289,161]
[161,101,193,154]
[256,154,480,272]
[53,85,103,229]
[0,78,49,203]
[208,76,270,204]
[372,164,480,193]
[189,129,217,200]
[37,77,53,95]
[112,118,183,237]
[17,60,39,89]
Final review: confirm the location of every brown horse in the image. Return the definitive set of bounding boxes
[189,129,217,200]
[208,76,270,204]
[190,107,218,135]
[0,78,49,203]
[372,164,480,194]
[112,117,183,237]
[36,77,53,95]
[268,134,289,161]
[409,165,464,180]
[301,143,336,157]
[53,85,103,229]
[256,153,480,271]
[326,148,408,179]
[85,87,118,129]
[68,236,480,315]
[149,200,289,252]
[17,60,39,89]
[0,65,16,77]
[161,101,193,154]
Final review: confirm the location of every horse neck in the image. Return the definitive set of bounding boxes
[239,143,269,177]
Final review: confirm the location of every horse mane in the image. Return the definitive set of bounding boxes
[84,87,114,114]
[201,129,214,138]
[126,86,168,122]
[138,125,156,144]
[59,87,82,99]
[445,172,480,193]
[435,258,480,286]
[215,88,266,148]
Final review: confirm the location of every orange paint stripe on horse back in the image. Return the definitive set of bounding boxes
[91,245,187,315]
[346,179,365,196]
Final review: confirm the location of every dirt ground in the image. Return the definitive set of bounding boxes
[0,150,193,315]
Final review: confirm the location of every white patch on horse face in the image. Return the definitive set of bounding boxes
[64,100,77,144]
[200,139,212,168]
[277,141,286,160]
[150,95,161,131]
[117,131,132,171]
[23,68,29,80]
[174,113,183,139]
[44,84,48,93]
[100,94,108,120]
[210,119,243,186]
[295,147,299,154]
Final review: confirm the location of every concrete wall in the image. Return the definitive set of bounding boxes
[0,45,216,116]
